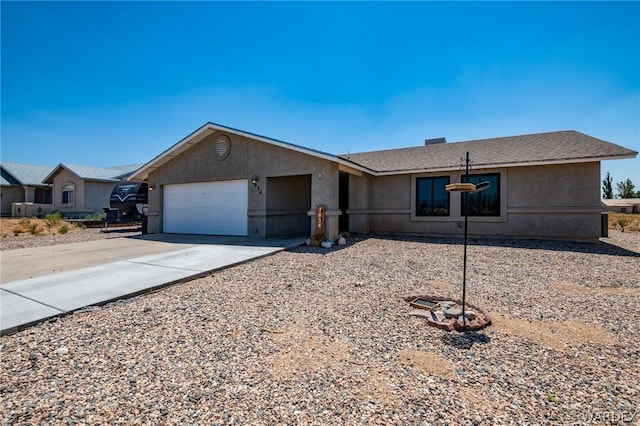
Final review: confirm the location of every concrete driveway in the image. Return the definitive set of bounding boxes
[1,234,305,335]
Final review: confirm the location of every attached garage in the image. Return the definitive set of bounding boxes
[163,179,248,236]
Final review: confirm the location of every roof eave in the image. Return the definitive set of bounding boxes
[0,167,23,185]
[85,178,121,183]
[12,183,53,188]
[371,154,638,176]
[42,164,68,184]
[128,122,373,181]
[129,124,211,181]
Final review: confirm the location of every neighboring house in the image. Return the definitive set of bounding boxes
[128,123,637,241]
[43,164,142,219]
[0,162,54,217]
[601,199,640,214]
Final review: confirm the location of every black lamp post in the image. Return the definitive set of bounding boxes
[445,151,489,331]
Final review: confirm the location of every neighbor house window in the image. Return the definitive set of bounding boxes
[62,184,75,205]
[416,176,450,216]
[462,173,500,216]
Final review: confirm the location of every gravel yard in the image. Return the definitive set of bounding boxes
[1,230,639,425]
[0,223,142,251]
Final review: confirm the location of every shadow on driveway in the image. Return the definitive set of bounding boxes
[132,233,308,249]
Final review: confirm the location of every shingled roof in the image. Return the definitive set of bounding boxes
[43,164,143,184]
[340,130,637,175]
[1,162,54,186]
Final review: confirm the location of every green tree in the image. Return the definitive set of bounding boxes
[602,172,614,199]
[616,178,637,199]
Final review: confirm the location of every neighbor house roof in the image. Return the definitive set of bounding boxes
[0,175,13,186]
[128,122,369,181]
[601,199,640,207]
[340,130,638,175]
[0,162,54,187]
[43,163,143,184]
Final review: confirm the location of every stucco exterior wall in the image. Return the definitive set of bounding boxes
[346,174,370,233]
[46,169,115,218]
[146,132,341,238]
[1,186,23,216]
[84,181,117,215]
[23,186,36,202]
[52,169,87,215]
[10,202,54,217]
[348,162,602,241]
[505,162,602,239]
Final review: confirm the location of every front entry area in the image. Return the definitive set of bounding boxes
[265,174,311,237]
[163,179,248,236]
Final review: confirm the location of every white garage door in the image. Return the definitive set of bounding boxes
[163,180,248,236]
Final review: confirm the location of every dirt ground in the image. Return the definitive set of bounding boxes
[0,217,84,237]
[608,212,640,232]
[0,218,141,251]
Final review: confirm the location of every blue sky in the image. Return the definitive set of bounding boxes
[2,1,639,188]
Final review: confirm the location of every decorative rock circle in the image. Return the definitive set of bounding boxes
[406,295,492,332]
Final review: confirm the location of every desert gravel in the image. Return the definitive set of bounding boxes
[1,230,639,425]
[0,225,141,251]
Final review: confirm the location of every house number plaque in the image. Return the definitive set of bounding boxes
[315,205,326,241]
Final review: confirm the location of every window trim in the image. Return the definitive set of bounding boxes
[415,175,451,217]
[411,173,453,222]
[461,173,501,217]
[62,183,75,206]
[411,170,507,223]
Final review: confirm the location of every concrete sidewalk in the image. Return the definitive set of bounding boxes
[1,234,305,335]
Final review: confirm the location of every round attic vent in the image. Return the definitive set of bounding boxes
[214,135,230,160]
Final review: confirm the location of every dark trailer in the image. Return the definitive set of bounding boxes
[107,181,148,222]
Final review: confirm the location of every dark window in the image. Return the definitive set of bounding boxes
[416,176,450,216]
[62,184,75,205]
[461,173,500,216]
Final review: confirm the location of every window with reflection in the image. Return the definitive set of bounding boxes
[461,173,500,216]
[416,176,450,216]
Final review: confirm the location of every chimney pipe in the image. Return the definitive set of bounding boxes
[425,137,446,145]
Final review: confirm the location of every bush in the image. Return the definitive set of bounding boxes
[608,212,640,233]
[44,212,63,227]
[617,217,629,232]
[59,224,69,234]
[85,212,107,221]
[29,223,42,235]
[14,218,31,235]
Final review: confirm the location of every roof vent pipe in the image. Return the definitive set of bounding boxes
[425,137,447,145]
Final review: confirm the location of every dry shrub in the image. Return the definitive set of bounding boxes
[13,218,32,235]
[43,212,63,227]
[608,212,640,232]
[28,222,42,235]
[4,217,74,237]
